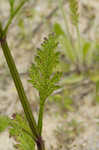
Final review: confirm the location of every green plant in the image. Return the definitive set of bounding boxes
[95,80,99,103]
[0,116,10,132]
[50,0,99,111]
[53,0,98,82]
[49,89,73,113]
[0,1,62,150]
[9,114,35,150]
[29,34,62,135]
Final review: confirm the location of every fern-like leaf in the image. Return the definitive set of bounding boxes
[29,34,62,102]
[9,114,35,150]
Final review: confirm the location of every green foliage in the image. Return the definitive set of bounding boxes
[29,34,62,136]
[9,114,35,150]
[54,0,99,79]
[0,114,35,150]
[63,96,73,111]
[89,71,99,82]
[49,89,73,112]
[17,18,26,38]
[29,34,62,102]
[95,81,99,103]
[4,0,28,36]
[0,116,10,132]
[62,74,84,84]
[82,41,91,63]
[9,0,15,14]
[54,23,65,37]
[1,0,99,149]
[53,23,76,63]
[69,0,79,27]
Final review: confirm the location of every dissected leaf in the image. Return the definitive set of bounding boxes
[29,34,62,102]
[53,23,65,37]
[9,114,35,150]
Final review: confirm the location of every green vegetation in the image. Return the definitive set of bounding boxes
[0,1,61,150]
[0,116,10,132]
[0,0,99,150]
[29,34,62,135]
[54,0,99,82]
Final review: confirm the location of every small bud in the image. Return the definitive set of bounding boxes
[11,113,16,119]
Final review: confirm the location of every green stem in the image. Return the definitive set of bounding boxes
[58,0,70,39]
[76,25,82,64]
[0,27,39,140]
[0,36,45,150]
[38,101,45,136]
[3,0,27,36]
[58,0,78,64]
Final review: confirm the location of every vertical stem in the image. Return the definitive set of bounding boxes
[58,0,78,64]
[0,24,39,139]
[58,0,70,38]
[36,136,45,150]
[38,101,45,136]
[76,25,82,65]
[3,0,27,36]
[0,24,45,150]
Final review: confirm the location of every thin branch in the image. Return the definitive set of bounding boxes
[0,25,39,140]
[3,0,28,36]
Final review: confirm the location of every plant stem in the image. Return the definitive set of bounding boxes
[38,101,45,136]
[58,0,78,64]
[36,136,45,150]
[0,24,46,150]
[58,0,70,38]
[76,25,82,65]
[0,26,39,140]
[3,0,27,36]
